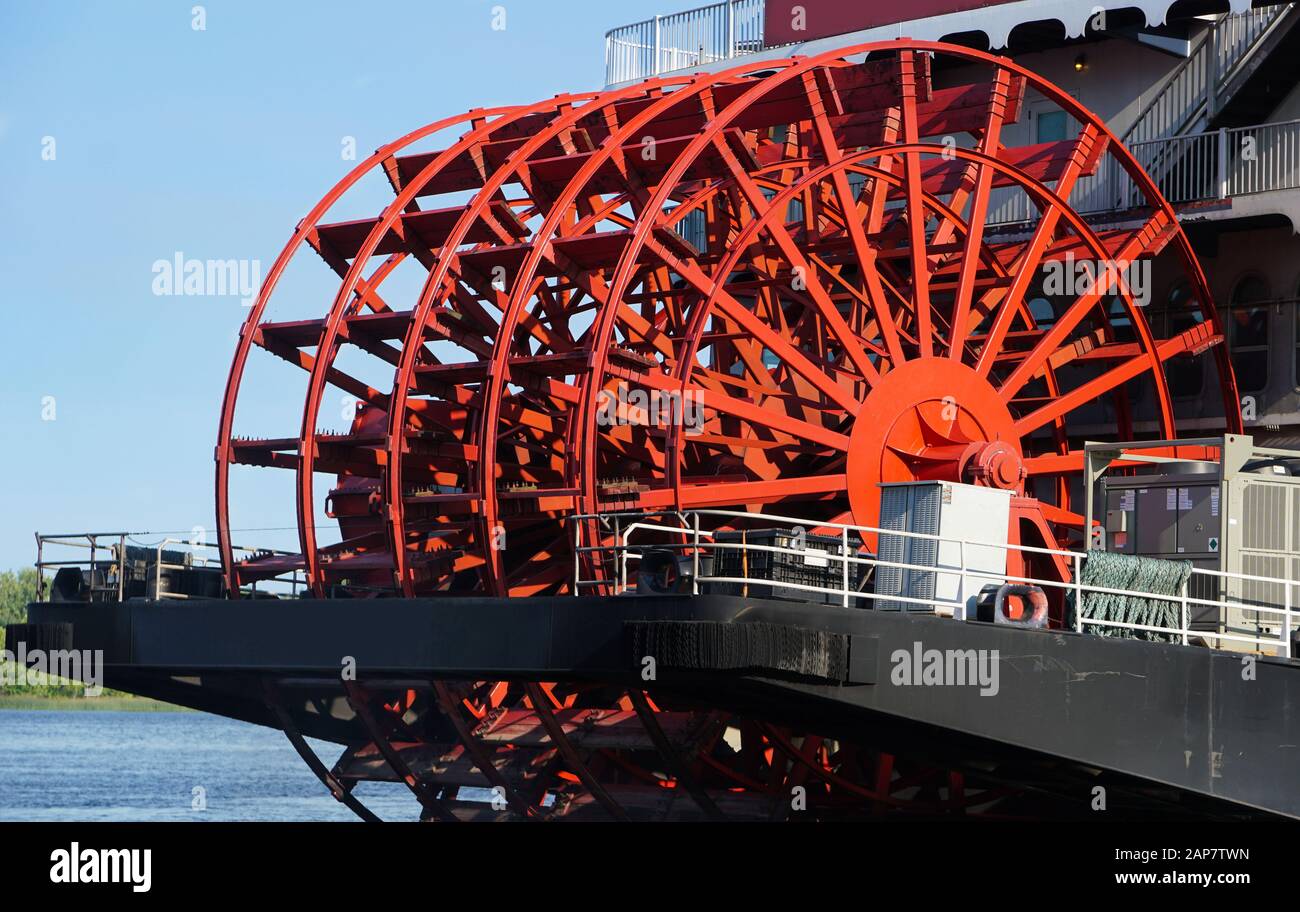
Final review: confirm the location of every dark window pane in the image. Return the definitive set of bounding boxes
[1167,311,1204,397]
[1234,351,1269,392]
[1168,360,1202,397]
[1231,306,1269,348]
[1107,296,1135,342]
[1232,276,1270,306]
[1028,296,1054,328]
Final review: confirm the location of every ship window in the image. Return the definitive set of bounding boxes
[1027,296,1055,328]
[1293,281,1300,387]
[1106,295,1135,343]
[1164,282,1204,398]
[1229,275,1271,393]
[1036,110,1068,144]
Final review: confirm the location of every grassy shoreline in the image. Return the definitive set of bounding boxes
[0,694,189,711]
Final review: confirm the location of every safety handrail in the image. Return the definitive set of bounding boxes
[605,0,765,85]
[33,531,305,601]
[1121,6,1289,149]
[568,508,1298,657]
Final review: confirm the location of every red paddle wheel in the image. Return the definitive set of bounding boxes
[215,41,1240,819]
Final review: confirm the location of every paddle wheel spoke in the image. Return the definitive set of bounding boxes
[218,40,1242,820]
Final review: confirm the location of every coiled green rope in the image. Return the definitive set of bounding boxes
[1067,550,1192,642]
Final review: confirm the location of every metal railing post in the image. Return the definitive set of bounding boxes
[841,526,850,608]
[1180,578,1190,646]
[958,539,967,621]
[726,0,736,59]
[619,524,627,595]
[35,533,44,602]
[572,517,581,596]
[1217,127,1229,198]
[117,534,126,601]
[1208,16,1220,118]
[653,15,661,76]
[693,512,701,596]
[1285,578,1293,659]
[1073,553,1084,633]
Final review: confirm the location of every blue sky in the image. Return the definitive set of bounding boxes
[0,0,674,570]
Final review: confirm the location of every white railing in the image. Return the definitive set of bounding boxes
[1122,7,1288,148]
[1210,5,1293,115]
[1130,120,1300,203]
[1221,119,1300,196]
[984,119,1300,227]
[605,0,765,85]
[604,3,1290,90]
[34,532,305,601]
[570,508,1299,657]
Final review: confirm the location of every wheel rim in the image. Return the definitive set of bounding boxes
[217,44,1241,591]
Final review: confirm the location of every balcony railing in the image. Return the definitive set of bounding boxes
[985,119,1300,226]
[34,531,306,601]
[1122,5,1290,148]
[570,507,1300,657]
[605,0,764,85]
[606,4,1297,224]
[606,2,1290,88]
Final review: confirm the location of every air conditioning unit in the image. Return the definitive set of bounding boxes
[1099,450,1300,636]
[875,481,1012,617]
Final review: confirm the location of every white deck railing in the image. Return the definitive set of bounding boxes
[1122,5,1289,148]
[605,0,764,85]
[984,118,1300,226]
[570,508,1299,657]
[33,532,305,601]
[604,3,1290,92]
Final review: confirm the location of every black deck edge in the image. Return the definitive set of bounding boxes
[22,593,1300,818]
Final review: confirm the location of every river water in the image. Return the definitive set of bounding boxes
[0,710,424,821]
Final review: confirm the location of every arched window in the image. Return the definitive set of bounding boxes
[1293,278,1300,387]
[1106,294,1135,344]
[1163,282,1204,398]
[1027,296,1055,328]
[1229,275,1271,393]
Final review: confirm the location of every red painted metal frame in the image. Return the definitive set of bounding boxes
[216,102,529,594]
[219,40,1239,598]
[217,40,1242,820]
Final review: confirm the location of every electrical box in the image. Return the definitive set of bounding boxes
[875,481,1011,617]
[1087,436,1300,646]
[1100,467,1223,629]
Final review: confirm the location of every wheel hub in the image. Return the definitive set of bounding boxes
[846,358,1021,529]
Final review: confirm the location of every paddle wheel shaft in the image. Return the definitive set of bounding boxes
[214,40,1241,819]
